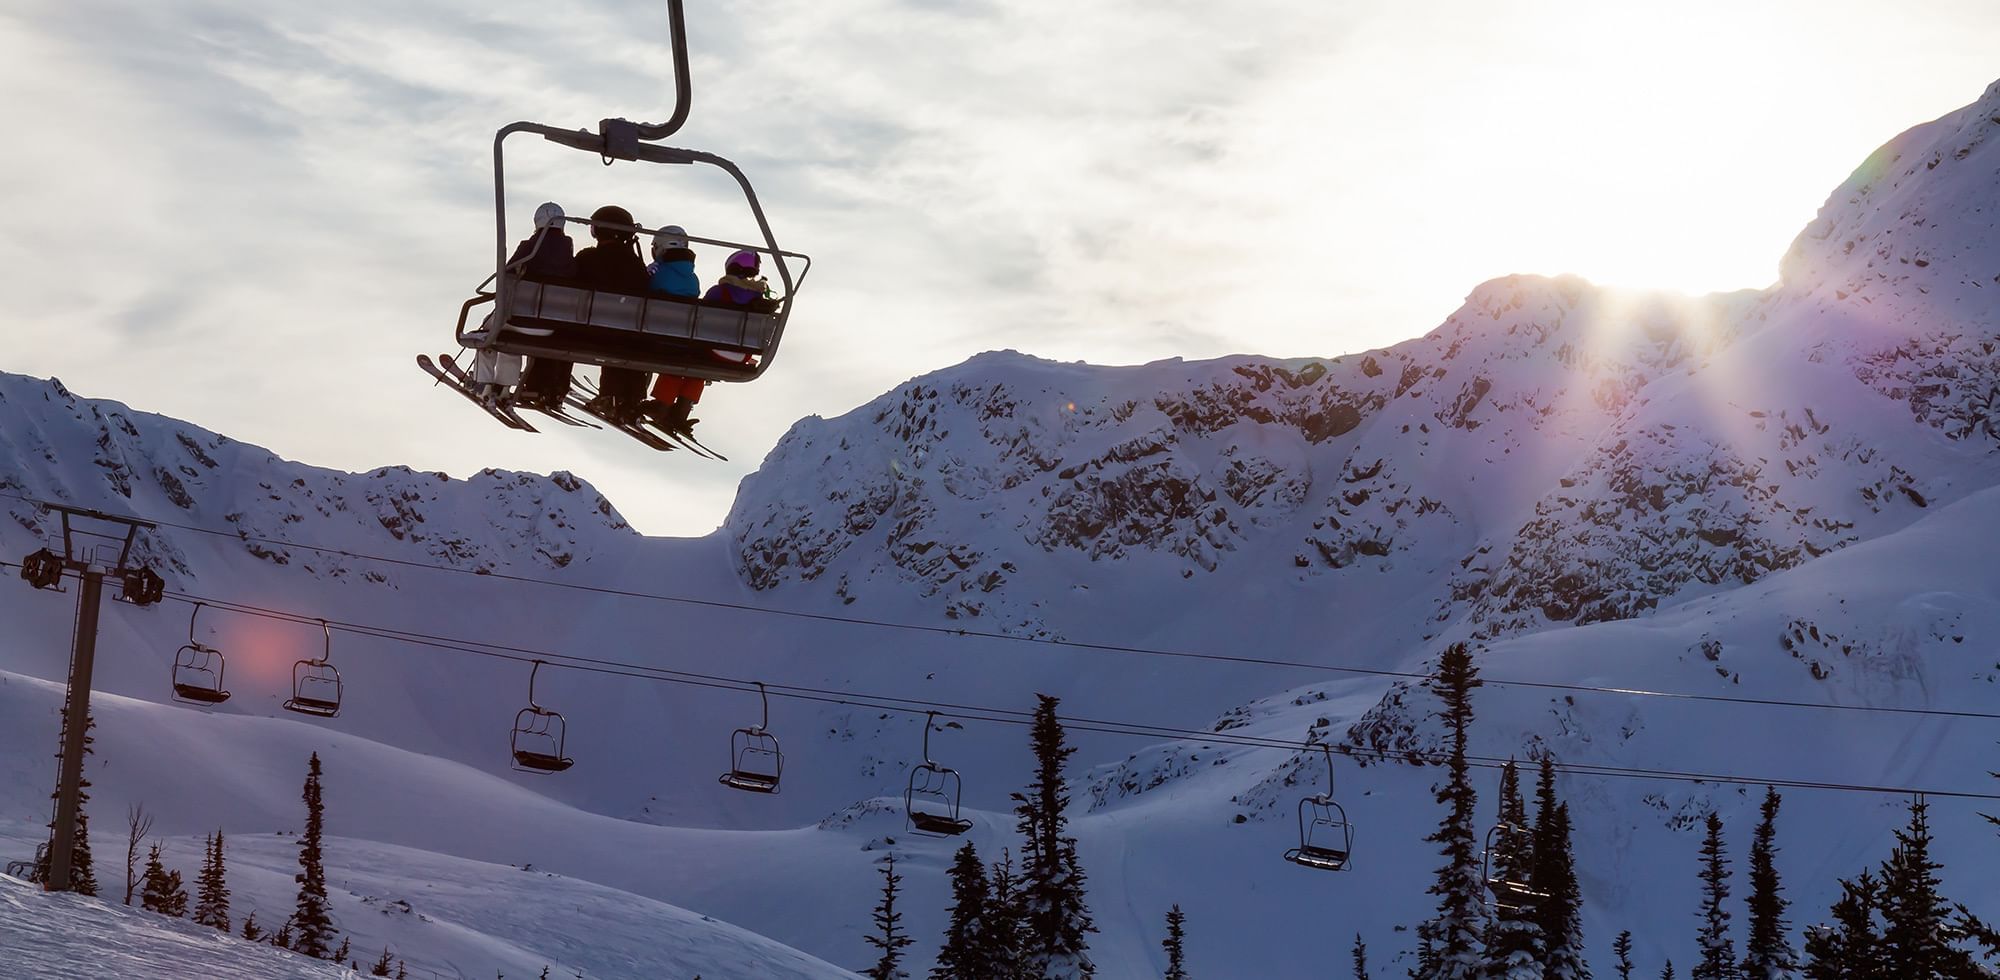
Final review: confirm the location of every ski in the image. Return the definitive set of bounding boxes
[654,424,728,461]
[417,355,537,432]
[435,355,599,429]
[569,379,677,453]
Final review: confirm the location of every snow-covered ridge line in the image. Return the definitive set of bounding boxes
[0,372,635,588]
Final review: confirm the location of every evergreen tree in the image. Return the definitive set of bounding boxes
[271,919,294,950]
[194,830,231,931]
[984,849,1028,979]
[1535,799,1589,980]
[1414,643,1487,980]
[334,936,351,964]
[1353,932,1369,979]
[1612,931,1633,980]
[933,842,994,980]
[397,961,408,979]
[1014,693,1096,978]
[140,842,188,916]
[1801,870,1882,980]
[291,752,337,958]
[369,947,394,976]
[1691,812,1736,980]
[241,911,265,943]
[1660,962,1675,980]
[1161,905,1188,980]
[866,856,916,980]
[36,702,99,895]
[1876,796,1980,977]
[1483,759,1541,980]
[1740,790,1796,980]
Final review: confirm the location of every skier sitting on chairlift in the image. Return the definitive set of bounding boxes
[476,202,576,405]
[573,204,654,423]
[636,225,713,434]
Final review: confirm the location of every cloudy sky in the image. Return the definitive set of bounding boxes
[3,1,1996,536]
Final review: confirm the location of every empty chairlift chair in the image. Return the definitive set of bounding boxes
[1283,745,1354,872]
[719,682,782,794]
[283,620,343,719]
[169,601,231,706]
[905,711,973,836]
[510,660,574,774]
[1483,820,1549,911]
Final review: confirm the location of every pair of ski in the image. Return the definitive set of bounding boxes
[416,354,724,459]
[567,377,727,460]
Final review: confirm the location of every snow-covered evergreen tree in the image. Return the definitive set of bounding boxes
[984,849,1028,979]
[1740,790,1796,979]
[933,842,994,980]
[1691,812,1735,980]
[865,855,915,979]
[139,842,188,918]
[1015,693,1096,978]
[291,752,337,959]
[194,830,231,931]
[1413,643,1486,980]
[1535,800,1588,980]
[1161,904,1189,980]
[1876,796,1980,977]
[1482,759,1541,980]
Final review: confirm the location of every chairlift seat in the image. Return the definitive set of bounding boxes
[720,770,780,793]
[909,811,974,836]
[513,750,574,773]
[490,278,778,381]
[285,696,341,718]
[172,684,230,705]
[1284,844,1351,872]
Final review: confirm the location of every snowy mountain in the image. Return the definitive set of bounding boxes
[2,80,1999,979]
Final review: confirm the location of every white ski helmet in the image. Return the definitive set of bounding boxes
[532,202,565,230]
[652,225,689,258]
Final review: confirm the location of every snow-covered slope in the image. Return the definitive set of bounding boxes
[3,80,1999,979]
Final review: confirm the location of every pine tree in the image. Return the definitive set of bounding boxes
[291,752,337,958]
[140,843,181,915]
[397,961,408,980]
[272,919,294,949]
[1352,932,1369,979]
[241,911,265,943]
[1691,812,1736,980]
[1161,905,1188,980]
[369,947,394,977]
[1535,799,1588,980]
[1876,796,1980,977]
[1659,962,1675,980]
[37,702,99,894]
[866,856,916,979]
[984,849,1028,978]
[1483,759,1541,980]
[333,936,351,964]
[194,830,231,931]
[933,842,994,980]
[1014,693,1096,978]
[1414,643,1487,980]
[1801,870,1881,980]
[1612,931,1633,980]
[1740,790,1795,979]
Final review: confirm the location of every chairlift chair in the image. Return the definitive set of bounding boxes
[169,602,231,706]
[282,620,343,718]
[1283,745,1354,872]
[719,681,782,794]
[510,660,574,774]
[905,711,973,836]
[437,0,813,425]
[1482,821,1549,911]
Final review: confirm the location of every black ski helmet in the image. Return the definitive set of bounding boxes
[589,204,636,243]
